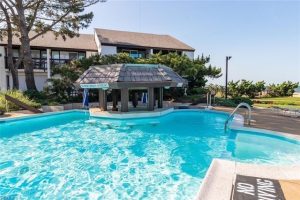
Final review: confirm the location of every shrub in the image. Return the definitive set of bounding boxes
[175,94,206,104]
[228,80,266,98]
[215,97,253,107]
[0,90,41,112]
[0,106,5,115]
[188,87,208,95]
[24,90,49,105]
[267,81,299,97]
[215,98,237,107]
[231,96,253,106]
[164,88,185,100]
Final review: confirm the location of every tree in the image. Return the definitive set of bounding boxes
[228,80,240,97]
[228,80,266,98]
[2,0,101,90]
[187,55,222,88]
[45,53,222,103]
[137,53,222,88]
[206,84,225,97]
[267,81,299,97]
[0,2,20,89]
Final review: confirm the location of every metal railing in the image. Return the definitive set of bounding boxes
[224,102,251,130]
[5,57,72,71]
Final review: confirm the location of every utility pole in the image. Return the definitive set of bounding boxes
[225,56,232,99]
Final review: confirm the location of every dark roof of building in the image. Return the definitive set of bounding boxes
[95,28,195,51]
[0,32,98,51]
[76,64,187,88]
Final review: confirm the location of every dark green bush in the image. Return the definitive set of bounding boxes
[231,96,253,106]
[0,106,5,115]
[267,81,299,97]
[215,98,237,107]
[215,97,253,107]
[24,90,49,104]
[187,87,208,95]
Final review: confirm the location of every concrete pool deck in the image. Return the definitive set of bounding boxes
[0,110,34,119]
[196,159,300,200]
[211,106,300,135]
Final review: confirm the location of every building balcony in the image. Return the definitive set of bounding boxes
[4,57,72,72]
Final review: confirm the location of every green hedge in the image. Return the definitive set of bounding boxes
[215,97,253,107]
[231,97,253,106]
[0,90,41,112]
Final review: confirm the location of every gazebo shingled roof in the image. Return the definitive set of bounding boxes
[75,64,187,89]
[75,64,187,112]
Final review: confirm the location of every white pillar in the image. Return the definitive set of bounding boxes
[0,46,6,91]
[46,49,51,78]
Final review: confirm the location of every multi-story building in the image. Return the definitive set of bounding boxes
[0,28,195,91]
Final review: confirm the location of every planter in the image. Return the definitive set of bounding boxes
[42,105,64,112]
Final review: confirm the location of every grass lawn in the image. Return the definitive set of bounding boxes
[253,97,300,109]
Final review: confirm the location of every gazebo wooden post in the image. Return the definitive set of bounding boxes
[121,88,129,112]
[99,89,107,111]
[158,87,163,108]
[153,88,156,107]
[147,87,154,111]
[112,89,118,111]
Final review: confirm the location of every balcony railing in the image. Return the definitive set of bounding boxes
[5,57,72,72]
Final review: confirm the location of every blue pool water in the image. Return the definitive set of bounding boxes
[0,110,300,199]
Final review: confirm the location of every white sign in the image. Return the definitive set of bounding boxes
[177,83,183,87]
[80,83,109,89]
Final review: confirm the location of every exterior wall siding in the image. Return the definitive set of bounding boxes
[8,71,47,91]
[101,45,117,55]
[183,51,194,59]
[0,46,6,91]
[86,51,98,57]
[94,32,101,53]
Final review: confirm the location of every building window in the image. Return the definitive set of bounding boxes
[54,51,85,60]
[4,48,87,70]
[51,51,60,59]
[31,50,41,58]
[41,50,47,59]
[117,47,146,58]
[12,49,19,57]
[50,50,86,66]
[69,52,78,60]
[78,52,86,59]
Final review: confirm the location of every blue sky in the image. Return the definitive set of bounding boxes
[83,0,300,85]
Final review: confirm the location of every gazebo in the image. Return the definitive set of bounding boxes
[75,64,187,112]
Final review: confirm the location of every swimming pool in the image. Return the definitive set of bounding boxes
[0,110,300,199]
